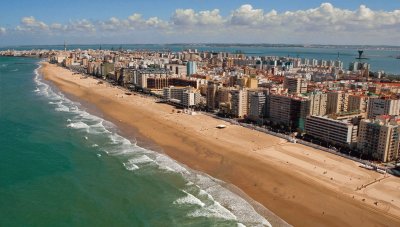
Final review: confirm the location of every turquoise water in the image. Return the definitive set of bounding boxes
[0,57,271,226]
[1,44,400,74]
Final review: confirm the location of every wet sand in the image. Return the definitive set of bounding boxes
[41,62,400,227]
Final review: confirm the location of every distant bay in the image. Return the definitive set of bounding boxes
[1,44,399,74]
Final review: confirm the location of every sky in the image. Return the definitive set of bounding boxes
[0,0,399,46]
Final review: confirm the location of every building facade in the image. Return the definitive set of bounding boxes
[357,116,400,162]
[284,77,308,94]
[326,91,349,114]
[367,97,400,119]
[305,115,358,148]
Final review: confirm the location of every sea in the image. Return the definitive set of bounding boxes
[1,44,400,75]
[0,56,274,226]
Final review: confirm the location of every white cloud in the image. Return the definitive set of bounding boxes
[172,8,223,26]
[7,4,400,44]
[0,27,6,35]
[66,19,96,32]
[16,16,49,32]
[230,4,265,26]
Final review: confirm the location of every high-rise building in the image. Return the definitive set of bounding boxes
[247,77,258,89]
[367,97,400,119]
[186,61,197,76]
[284,77,308,94]
[163,86,200,108]
[216,87,232,108]
[307,92,327,116]
[101,62,115,79]
[269,94,310,131]
[230,89,248,118]
[326,91,349,114]
[348,95,368,113]
[206,81,219,110]
[305,116,358,148]
[357,116,400,162]
[249,92,266,120]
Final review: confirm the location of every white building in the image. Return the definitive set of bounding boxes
[367,97,400,119]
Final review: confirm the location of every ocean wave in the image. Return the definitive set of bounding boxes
[67,121,90,130]
[155,154,191,175]
[174,190,205,207]
[188,200,237,221]
[126,155,154,165]
[123,161,140,171]
[33,64,272,227]
[55,105,70,112]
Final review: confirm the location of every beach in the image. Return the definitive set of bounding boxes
[40,62,400,227]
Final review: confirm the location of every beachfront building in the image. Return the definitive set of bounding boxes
[357,116,400,162]
[206,81,219,111]
[216,87,233,108]
[230,89,248,118]
[132,68,170,90]
[101,62,115,79]
[326,91,349,114]
[367,97,400,119]
[269,94,310,131]
[305,115,358,148]
[248,92,267,120]
[163,86,200,108]
[284,76,308,94]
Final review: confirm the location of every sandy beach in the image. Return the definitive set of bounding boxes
[40,62,400,226]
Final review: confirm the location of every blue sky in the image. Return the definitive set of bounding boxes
[0,1,399,45]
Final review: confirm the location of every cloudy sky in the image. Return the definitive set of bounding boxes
[0,0,399,46]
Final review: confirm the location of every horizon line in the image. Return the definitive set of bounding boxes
[2,43,400,49]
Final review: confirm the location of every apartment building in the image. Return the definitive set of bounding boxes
[269,94,310,131]
[307,92,327,116]
[230,89,248,118]
[249,92,266,120]
[305,115,358,148]
[358,116,400,162]
[367,97,400,119]
[326,91,349,114]
[348,95,368,113]
[284,77,308,94]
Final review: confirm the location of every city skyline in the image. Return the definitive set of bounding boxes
[0,1,400,46]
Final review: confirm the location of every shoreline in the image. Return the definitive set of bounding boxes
[40,62,400,226]
[38,63,287,226]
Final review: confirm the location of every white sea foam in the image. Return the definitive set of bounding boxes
[174,191,205,207]
[109,133,131,146]
[127,155,153,165]
[55,105,70,112]
[155,155,190,175]
[67,121,90,130]
[188,200,237,220]
[123,161,139,171]
[33,64,273,227]
[189,175,271,226]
